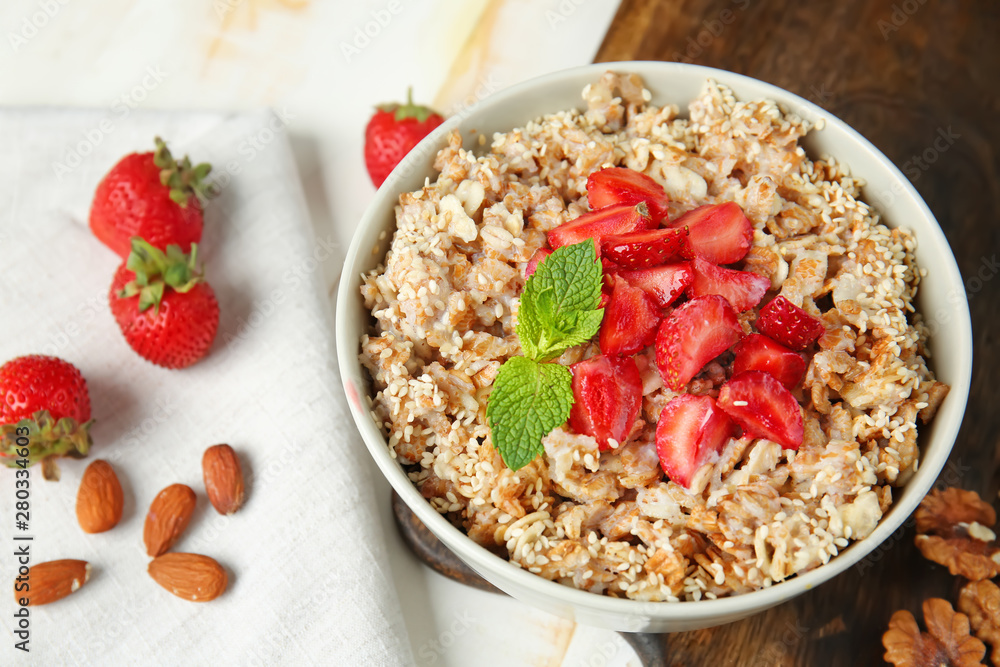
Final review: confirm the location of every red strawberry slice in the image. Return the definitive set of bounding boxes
[755,295,825,350]
[655,394,737,489]
[599,275,662,356]
[717,371,804,449]
[618,263,693,309]
[670,202,753,264]
[655,295,741,391]
[601,227,691,270]
[568,354,643,451]
[524,248,552,278]
[547,203,653,252]
[587,167,670,224]
[687,256,770,312]
[733,334,806,389]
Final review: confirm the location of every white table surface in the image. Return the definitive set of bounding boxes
[0,1,644,664]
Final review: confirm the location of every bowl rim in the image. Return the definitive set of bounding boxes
[337,61,973,623]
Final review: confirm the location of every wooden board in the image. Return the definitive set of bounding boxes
[593,0,1000,664]
[392,2,1000,665]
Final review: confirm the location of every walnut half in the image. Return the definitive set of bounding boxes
[958,580,1000,666]
[883,598,986,667]
[914,487,1000,580]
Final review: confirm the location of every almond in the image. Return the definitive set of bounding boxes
[15,559,90,606]
[143,483,196,557]
[75,459,124,533]
[148,553,227,602]
[202,444,245,515]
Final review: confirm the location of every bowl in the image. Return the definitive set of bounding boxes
[336,62,973,632]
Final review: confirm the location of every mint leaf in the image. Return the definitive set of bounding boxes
[486,357,573,471]
[516,240,603,361]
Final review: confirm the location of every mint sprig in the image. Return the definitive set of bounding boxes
[487,240,604,471]
[516,241,604,361]
[486,358,574,471]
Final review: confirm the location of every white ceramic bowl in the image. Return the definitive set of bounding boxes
[336,62,973,633]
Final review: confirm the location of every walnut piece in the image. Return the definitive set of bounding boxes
[883,598,986,666]
[958,580,1000,666]
[916,488,997,534]
[914,488,1000,580]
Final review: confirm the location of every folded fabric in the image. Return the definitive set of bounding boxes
[0,108,414,666]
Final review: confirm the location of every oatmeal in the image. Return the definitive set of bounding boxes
[359,72,949,600]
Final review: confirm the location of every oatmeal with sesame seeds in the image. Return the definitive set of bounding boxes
[359,71,950,601]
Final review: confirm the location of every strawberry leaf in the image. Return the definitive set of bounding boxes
[137,282,164,312]
[120,239,204,312]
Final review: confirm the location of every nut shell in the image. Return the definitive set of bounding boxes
[202,444,245,515]
[143,483,196,557]
[76,459,124,533]
[148,553,227,602]
[15,559,90,606]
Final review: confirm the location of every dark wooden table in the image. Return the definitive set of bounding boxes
[394,2,1000,665]
[593,1,1000,664]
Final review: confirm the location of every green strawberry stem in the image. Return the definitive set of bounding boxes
[1,410,92,481]
[120,237,205,313]
[377,88,440,123]
[153,136,215,206]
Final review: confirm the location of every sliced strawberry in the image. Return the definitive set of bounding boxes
[670,202,753,264]
[547,203,653,252]
[655,295,741,391]
[733,334,806,388]
[568,354,643,451]
[524,248,552,278]
[687,256,770,312]
[601,257,621,274]
[587,167,670,224]
[599,276,662,356]
[755,295,825,350]
[717,371,804,449]
[601,227,691,269]
[619,263,693,309]
[655,394,737,489]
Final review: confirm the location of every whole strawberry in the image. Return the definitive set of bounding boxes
[364,89,444,187]
[110,238,220,369]
[90,137,213,258]
[0,355,92,481]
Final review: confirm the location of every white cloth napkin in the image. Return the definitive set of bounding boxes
[0,109,414,666]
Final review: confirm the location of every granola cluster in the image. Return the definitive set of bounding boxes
[360,72,948,600]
